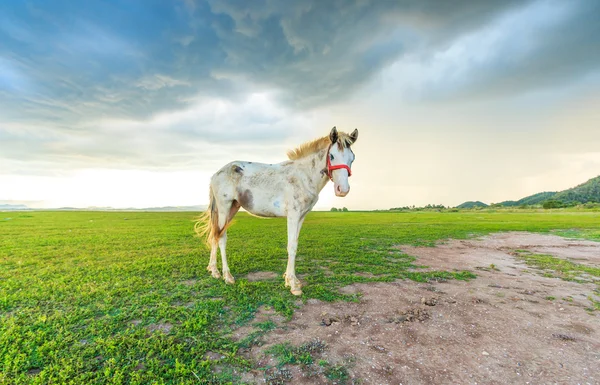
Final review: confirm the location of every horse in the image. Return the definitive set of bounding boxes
[195,126,358,295]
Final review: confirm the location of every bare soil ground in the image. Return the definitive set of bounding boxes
[236,232,600,384]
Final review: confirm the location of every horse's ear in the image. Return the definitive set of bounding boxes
[350,128,358,143]
[329,126,338,143]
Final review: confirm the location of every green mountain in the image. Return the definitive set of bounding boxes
[456,201,488,209]
[552,175,600,204]
[496,175,600,207]
[455,175,600,208]
[498,191,557,207]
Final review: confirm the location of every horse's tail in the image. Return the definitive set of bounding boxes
[194,186,228,247]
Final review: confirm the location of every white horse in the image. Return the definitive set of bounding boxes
[196,127,358,295]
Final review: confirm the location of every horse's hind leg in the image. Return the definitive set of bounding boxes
[217,200,240,284]
[219,230,234,284]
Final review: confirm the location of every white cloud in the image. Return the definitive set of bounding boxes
[91,90,324,149]
[0,90,338,208]
[136,74,191,90]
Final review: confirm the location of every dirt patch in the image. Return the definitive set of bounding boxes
[238,232,600,384]
[231,305,286,342]
[245,271,279,281]
[204,351,225,361]
[146,322,173,334]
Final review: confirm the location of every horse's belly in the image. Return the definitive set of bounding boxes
[237,190,286,217]
[245,202,286,217]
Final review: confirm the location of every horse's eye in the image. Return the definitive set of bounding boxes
[330,154,334,161]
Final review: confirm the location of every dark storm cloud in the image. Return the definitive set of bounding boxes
[201,0,533,108]
[0,0,529,125]
[426,0,600,101]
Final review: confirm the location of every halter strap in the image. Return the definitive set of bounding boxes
[325,144,352,181]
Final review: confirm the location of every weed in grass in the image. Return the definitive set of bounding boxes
[256,320,277,332]
[265,339,326,367]
[264,367,292,385]
[324,363,350,384]
[236,319,279,349]
[266,343,304,366]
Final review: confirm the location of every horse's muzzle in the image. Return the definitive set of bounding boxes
[335,184,349,197]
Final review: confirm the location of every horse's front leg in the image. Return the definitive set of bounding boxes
[284,214,305,295]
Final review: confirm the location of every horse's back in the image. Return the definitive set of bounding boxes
[210,160,290,217]
[212,160,286,181]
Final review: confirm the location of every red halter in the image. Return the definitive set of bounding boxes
[325,145,352,181]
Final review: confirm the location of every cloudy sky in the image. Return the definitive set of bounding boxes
[1,0,599,210]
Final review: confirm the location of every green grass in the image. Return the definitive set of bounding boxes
[514,252,600,282]
[1,210,600,384]
[265,340,324,367]
[264,340,348,384]
[513,248,600,311]
[323,363,350,384]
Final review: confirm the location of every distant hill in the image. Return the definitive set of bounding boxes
[0,204,30,210]
[456,175,600,208]
[456,201,488,209]
[497,191,557,207]
[551,175,600,204]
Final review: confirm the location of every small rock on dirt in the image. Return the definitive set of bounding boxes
[204,351,223,361]
[321,315,340,326]
[552,333,576,341]
[421,297,437,306]
[390,307,430,323]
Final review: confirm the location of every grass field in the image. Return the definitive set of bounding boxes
[2,210,600,384]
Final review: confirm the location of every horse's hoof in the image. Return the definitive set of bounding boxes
[291,289,302,296]
[207,266,221,279]
[224,272,235,284]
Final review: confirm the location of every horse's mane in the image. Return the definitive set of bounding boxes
[286,132,353,160]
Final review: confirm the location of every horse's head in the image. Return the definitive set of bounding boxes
[327,126,358,197]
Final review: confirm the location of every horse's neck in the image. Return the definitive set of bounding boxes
[293,150,329,193]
